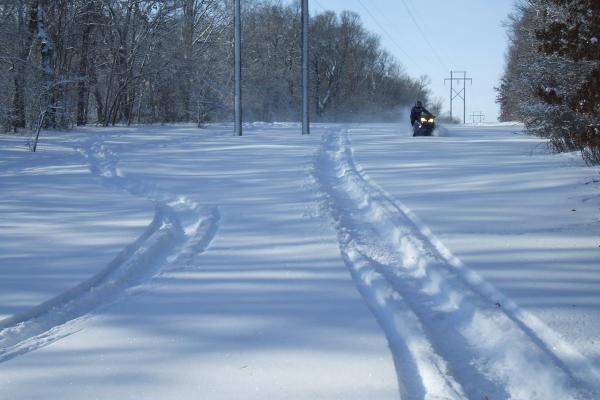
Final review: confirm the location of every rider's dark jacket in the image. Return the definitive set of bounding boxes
[410,105,431,125]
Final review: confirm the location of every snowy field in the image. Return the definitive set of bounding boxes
[0,123,599,399]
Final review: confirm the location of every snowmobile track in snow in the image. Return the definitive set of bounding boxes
[314,128,600,400]
[0,133,220,363]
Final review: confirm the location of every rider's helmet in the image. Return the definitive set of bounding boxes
[416,101,423,108]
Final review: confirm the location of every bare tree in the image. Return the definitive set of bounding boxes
[0,0,435,137]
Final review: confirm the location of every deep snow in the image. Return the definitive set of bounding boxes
[0,123,598,399]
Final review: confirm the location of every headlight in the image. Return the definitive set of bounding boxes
[420,117,427,122]
[428,118,435,123]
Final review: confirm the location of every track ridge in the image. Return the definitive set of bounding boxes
[0,132,220,363]
[314,128,597,399]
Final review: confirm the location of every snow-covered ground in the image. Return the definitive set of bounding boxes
[0,123,598,399]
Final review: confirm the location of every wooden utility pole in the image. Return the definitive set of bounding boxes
[234,0,242,136]
[302,0,310,135]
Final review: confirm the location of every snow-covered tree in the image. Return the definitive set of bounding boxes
[536,0,600,163]
[0,0,433,134]
[497,0,600,164]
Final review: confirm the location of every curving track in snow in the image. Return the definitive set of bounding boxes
[314,128,600,400]
[0,133,220,363]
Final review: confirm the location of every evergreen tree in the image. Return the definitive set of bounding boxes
[536,0,600,163]
[497,0,600,164]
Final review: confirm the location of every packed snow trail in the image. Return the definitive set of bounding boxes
[0,132,220,363]
[314,128,599,400]
[0,124,399,399]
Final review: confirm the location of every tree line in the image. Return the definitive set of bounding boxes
[497,0,600,164]
[0,0,433,136]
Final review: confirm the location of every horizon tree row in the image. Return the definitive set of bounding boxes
[0,0,434,134]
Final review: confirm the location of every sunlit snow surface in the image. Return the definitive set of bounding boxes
[0,123,598,399]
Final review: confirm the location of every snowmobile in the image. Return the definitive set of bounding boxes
[412,113,436,136]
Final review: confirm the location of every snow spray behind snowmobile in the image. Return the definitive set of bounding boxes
[413,113,436,136]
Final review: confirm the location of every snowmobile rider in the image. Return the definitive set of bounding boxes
[410,101,431,126]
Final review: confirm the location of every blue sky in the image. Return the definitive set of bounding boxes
[304,0,517,122]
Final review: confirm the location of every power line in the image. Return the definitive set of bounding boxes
[312,0,326,13]
[312,0,431,76]
[403,0,455,68]
[364,0,447,72]
[369,3,436,70]
[354,0,428,75]
[398,0,448,70]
